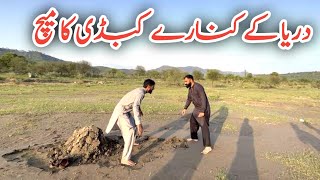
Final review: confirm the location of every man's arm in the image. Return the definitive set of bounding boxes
[182,90,192,116]
[133,93,144,136]
[139,106,143,117]
[197,85,207,117]
[133,93,144,125]
[184,90,192,110]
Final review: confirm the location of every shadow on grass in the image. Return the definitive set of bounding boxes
[291,123,320,151]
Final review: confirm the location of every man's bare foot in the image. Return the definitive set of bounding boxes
[201,146,212,154]
[134,142,140,146]
[121,159,136,166]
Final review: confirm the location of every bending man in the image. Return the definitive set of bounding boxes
[105,79,155,166]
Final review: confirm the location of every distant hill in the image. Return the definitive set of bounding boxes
[94,66,112,73]
[0,48,63,62]
[153,65,246,76]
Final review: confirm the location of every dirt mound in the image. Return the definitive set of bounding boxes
[64,125,109,159]
[48,125,119,169]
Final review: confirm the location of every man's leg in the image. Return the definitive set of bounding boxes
[117,114,136,165]
[190,114,200,140]
[200,119,211,147]
[200,116,212,154]
[121,127,135,162]
[127,113,140,146]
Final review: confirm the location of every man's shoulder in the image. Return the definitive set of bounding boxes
[194,82,204,89]
[133,87,146,96]
[125,87,142,95]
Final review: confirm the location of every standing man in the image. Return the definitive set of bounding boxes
[181,74,212,154]
[105,79,155,166]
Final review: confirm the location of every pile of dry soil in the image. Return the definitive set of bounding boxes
[48,125,120,168]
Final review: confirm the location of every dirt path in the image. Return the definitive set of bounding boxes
[0,110,319,179]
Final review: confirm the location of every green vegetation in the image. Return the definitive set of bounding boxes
[0,52,319,124]
[1,52,320,90]
[206,69,222,86]
[214,168,228,180]
[0,79,319,125]
[266,150,320,180]
[1,50,319,179]
[281,71,320,81]
[0,52,100,78]
[192,70,204,81]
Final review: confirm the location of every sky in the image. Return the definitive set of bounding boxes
[0,0,319,74]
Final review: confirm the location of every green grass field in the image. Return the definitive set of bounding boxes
[0,78,319,179]
[266,150,320,179]
[1,79,319,124]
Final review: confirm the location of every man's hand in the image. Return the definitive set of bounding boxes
[181,109,187,116]
[137,124,144,136]
[198,112,205,118]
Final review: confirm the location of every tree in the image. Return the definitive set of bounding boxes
[115,70,126,78]
[67,62,78,77]
[146,70,160,79]
[246,73,253,79]
[76,61,92,77]
[192,70,204,80]
[31,62,47,75]
[224,74,235,83]
[161,68,184,85]
[0,53,19,73]
[135,65,146,77]
[206,69,221,86]
[91,67,101,77]
[107,68,119,78]
[105,68,127,78]
[269,72,281,86]
[270,72,279,76]
[225,74,235,80]
[9,55,29,74]
[55,62,71,77]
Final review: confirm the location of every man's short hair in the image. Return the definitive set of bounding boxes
[184,74,194,80]
[143,79,155,88]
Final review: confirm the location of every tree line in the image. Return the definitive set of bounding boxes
[0,52,99,77]
[0,52,319,88]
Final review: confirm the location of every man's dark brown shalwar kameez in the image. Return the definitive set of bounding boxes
[184,82,211,147]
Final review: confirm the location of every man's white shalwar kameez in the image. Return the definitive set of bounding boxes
[105,87,146,161]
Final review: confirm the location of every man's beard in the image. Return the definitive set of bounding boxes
[147,89,153,94]
[185,83,192,88]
